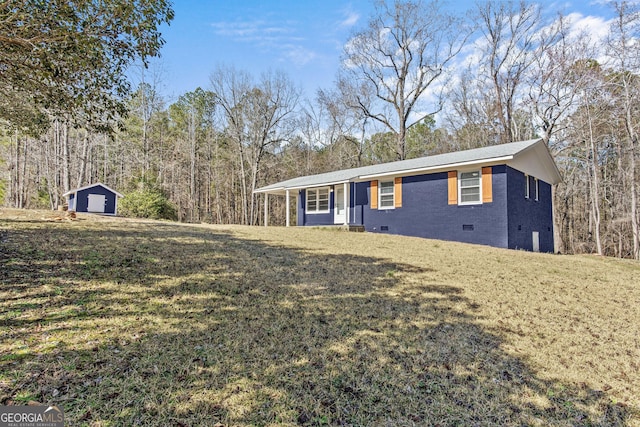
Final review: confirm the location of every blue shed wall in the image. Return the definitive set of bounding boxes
[506,167,554,252]
[72,185,118,214]
[355,166,509,248]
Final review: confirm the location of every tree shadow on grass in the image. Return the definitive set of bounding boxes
[0,219,636,426]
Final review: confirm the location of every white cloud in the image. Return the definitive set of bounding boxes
[211,20,293,42]
[565,12,610,41]
[211,19,318,69]
[340,12,360,28]
[282,45,318,67]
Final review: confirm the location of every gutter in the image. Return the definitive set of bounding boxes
[356,155,515,180]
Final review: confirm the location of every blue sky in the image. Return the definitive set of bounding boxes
[153,0,616,101]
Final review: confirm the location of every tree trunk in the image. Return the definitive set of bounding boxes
[238,144,248,225]
[9,134,20,208]
[630,136,639,259]
[623,84,639,259]
[19,136,28,208]
[61,121,71,193]
[189,111,197,222]
[77,130,89,188]
[551,186,564,254]
[586,101,603,255]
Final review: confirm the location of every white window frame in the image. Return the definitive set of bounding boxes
[306,187,330,214]
[458,170,482,205]
[534,178,539,201]
[378,180,395,209]
[525,174,530,199]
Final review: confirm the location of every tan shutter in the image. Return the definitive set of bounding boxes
[447,171,457,205]
[482,167,493,203]
[370,180,378,209]
[394,177,402,208]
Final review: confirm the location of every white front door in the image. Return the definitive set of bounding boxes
[334,185,346,224]
[87,194,106,213]
[532,231,540,252]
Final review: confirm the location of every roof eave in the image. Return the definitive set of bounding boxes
[254,179,351,195]
[356,155,515,181]
[62,182,124,198]
[508,140,563,185]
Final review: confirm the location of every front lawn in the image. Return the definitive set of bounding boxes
[1,209,639,426]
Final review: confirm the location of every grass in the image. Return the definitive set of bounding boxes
[1,208,639,426]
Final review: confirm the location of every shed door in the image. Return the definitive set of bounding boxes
[87,194,106,213]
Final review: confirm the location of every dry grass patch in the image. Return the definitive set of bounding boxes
[1,208,639,426]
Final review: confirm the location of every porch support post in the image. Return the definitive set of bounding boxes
[343,182,348,226]
[264,193,268,227]
[285,189,291,227]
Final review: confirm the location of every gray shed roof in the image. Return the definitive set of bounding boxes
[255,139,561,194]
[63,182,124,198]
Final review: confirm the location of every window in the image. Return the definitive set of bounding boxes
[306,187,330,213]
[379,180,395,209]
[458,170,481,204]
[525,175,539,201]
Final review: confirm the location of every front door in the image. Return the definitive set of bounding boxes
[334,185,346,224]
[87,194,106,213]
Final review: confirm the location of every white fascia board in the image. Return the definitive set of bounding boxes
[356,156,514,181]
[253,186,286,194]
[62,182,124,198]
[254,180,350,195]
[285,180,350,192]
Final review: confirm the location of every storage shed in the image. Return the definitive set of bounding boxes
[63,183,123,215]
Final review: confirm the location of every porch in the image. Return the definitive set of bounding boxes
[258,181,351,228]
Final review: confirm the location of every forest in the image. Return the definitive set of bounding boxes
[1,0,639,259]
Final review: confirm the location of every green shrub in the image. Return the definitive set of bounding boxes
[33,185,51,209]
[119,188,177,220]
[30,178,51,209]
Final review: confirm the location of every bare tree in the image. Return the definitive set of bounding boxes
[318,81,372,168]
[169,88,216,222]
[606,1,640,259]
[527,15,594,147]
[477,0,541,144]
[445,67,504,149]
[526,14,596,253]
[297,99,329,174]
[580,85,607,255]
[211,66,299,225]
[341,0,468,160]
